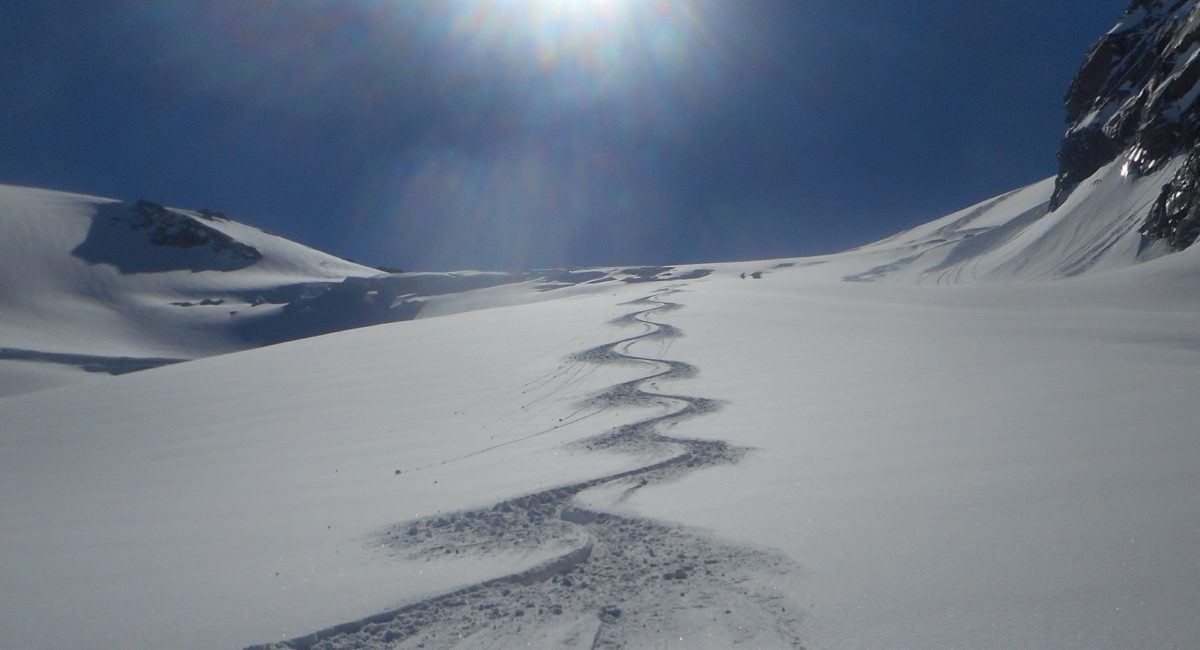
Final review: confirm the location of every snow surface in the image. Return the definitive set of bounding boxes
[0,184,379,395]
[0,184,707,398]
[3,161,1200,648]
[835,156,1181,285]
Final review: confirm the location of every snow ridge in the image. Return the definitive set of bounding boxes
[249,289,802,649]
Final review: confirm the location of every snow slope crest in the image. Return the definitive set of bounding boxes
[836,156,1184,284]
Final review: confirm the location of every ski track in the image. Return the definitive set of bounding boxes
[250,289,804,650]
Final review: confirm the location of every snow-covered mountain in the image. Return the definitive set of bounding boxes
[827,165,1167,283]
[0,184,372,392]
[829,0,1200,285]
[2,3,1200,650]
[0,184,709,397]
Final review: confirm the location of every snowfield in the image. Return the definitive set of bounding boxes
[2,159,1200,648]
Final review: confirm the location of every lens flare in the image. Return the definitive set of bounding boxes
[343,0,730,268]
[526,0,632,26]
[436,0,713,109]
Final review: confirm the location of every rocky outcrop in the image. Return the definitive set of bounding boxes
[1142,148,1200,247]
[1053,0,1200,249]
[126,200,262,261]
[71,200,264,273]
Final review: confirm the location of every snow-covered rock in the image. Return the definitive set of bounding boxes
[1054,0,1200,249]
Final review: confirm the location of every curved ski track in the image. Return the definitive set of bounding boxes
[251,289,803,650]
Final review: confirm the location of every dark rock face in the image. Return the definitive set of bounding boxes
[126,200,262,261]
[1143,148,1200,247]
[1053,0,1200,249]
[72,199,263,273]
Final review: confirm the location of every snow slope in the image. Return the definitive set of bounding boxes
[3,181,1200,647]
[7,4,1200,643]
[634,258,1200,649]
[827,156,1182,285]
[0,184,704,398]
[5,127,1200,648]
[0,184,378,394]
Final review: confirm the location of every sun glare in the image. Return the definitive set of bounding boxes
[367,0,722,254]
[437,0,708,108]
[450,0,636,68]
[525,0,632,72]
[528,0,630,24]
[446,0,700,76]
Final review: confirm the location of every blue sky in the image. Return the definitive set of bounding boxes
[1,1,1129,270]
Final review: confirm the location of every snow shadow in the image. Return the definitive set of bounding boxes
[72,201,262,274]
[0,347,185,374]
[232,277,425,347]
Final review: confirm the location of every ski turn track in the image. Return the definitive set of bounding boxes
[251,289,804,649]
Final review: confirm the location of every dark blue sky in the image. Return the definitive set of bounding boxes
[1,1,1129,270]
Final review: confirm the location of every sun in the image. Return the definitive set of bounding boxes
[446,0,641,57]
[427,0,711,110]
[526,0,631,25]
[519,0,636,64]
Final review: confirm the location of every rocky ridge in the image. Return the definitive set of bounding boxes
[1054,0,1200,249]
